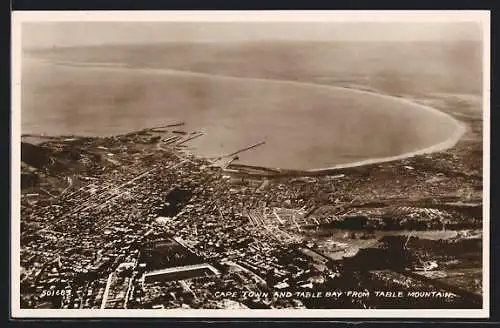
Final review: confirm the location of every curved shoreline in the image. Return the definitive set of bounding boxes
[29,58,467,172]
[305,123,466,173]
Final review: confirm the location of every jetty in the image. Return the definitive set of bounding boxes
[217,141,266,160]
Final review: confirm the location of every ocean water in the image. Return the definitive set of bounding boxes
[21,57,463,170]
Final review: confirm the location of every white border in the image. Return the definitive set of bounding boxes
[11,10,491,319]
[11,10,490,22]
[482,9,491,317]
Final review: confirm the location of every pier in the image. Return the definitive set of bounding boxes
[176,132,204,146]
[216,141,266,160]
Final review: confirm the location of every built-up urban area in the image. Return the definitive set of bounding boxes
[20,109,483,310]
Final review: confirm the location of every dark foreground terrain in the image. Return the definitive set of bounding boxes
[20,96,483,309]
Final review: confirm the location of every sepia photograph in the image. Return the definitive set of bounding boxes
[11,10,490,318]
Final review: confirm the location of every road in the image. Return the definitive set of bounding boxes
[100,272,114,309]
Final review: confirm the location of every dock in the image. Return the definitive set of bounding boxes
[176,132,204,146]
[217,141,266,160]
[149,122,185,130]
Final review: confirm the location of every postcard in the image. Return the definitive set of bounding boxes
[11,10,490,318]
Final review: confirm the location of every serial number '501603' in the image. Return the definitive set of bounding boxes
[40,289,72,297]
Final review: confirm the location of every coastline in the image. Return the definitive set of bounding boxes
[304,118,466,173]
[24,58,468,174]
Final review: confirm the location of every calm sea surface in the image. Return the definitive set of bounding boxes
[21,58,462,170]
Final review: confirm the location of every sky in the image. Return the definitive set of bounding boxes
[21,22,482,49]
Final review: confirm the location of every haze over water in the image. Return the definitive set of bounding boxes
[20,23,481,170]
